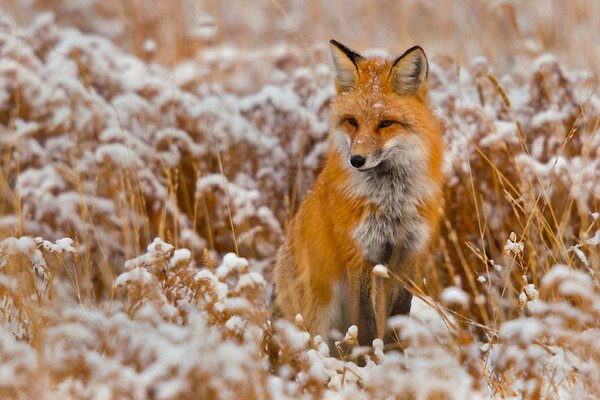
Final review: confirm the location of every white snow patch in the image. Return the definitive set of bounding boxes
[440,286,469,308]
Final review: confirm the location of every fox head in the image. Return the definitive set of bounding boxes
[328,40,441,172]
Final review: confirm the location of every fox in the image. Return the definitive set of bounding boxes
[272,40,444,346]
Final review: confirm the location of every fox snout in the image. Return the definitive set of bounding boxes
[348,138,381,170]
[349,151,382,170]
[349,140,383,170]
[350,154,366,168]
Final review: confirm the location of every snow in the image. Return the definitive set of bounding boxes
[0,236,36,255]
[504,232,525,255]
[409,296,453,336]
[274,319,310,353]
[532,53,559,71]
[147,238,175,256]
[499,317,543,343]
[35,237,76,254]
[169,248,191,267]
[586,230,600,246]
[372,264,389,278]
[570,244,589,266]
[236,272,266,290]
[531,108,567,129]
[225,316,246,334]
[95,143,137,166]
[0,330,38,388]
[217,253,249,279]
[347,325,358,336]
[479,120,519,147]
[524,284,540,301]
[541,264,595,300]
[519,283,540,305]
[115,266,154,286]
[441,286,470,308]
[142,39,157,54]
[3,231,600,398]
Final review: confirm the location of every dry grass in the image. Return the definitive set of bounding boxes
[0,1,599,399]
[4,1,600,74]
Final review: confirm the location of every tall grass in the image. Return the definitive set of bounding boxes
[0,1,599,398]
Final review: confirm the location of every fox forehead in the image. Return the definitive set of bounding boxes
[354,57,394,93]
[331,56,421,121]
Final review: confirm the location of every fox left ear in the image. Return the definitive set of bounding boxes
[390,46,428,99]
[329,39,363,93]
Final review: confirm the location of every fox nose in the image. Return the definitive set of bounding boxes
[350,155,366,168]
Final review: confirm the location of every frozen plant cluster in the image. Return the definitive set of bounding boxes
[0,11,333,275]
[1,236,270,399]
[2,236,600,398]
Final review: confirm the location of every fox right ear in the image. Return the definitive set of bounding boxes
[329,40,363,93]
[390,46,428,99]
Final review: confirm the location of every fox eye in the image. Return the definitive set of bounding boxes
[345,117,358,127]
[378,120,395,129]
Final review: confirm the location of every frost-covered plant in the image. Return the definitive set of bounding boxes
[490,264,600,398]
[2,234,600,398]
[1,7,599,400]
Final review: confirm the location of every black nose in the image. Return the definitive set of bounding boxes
[350,155,366,168]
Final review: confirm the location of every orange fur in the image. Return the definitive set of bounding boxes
[272,41,444,344]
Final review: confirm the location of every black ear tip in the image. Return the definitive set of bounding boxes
[329,40,363,63]
[405,45,426,57]
[393,45,428,66]
[329,39,342,49]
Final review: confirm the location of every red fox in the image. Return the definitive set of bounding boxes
[272,40,444,346]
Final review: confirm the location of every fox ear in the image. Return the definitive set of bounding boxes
[329,39,363,93]
[390,46,428,98]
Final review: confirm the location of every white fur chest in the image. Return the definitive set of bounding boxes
[348,159,435,266]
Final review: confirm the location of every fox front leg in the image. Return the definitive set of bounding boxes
[348,267,378,346]
[386,248,416,317]
[389,284,412,316]
[375,247,415,340]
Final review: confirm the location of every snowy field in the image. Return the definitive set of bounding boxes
[1,1,600,399]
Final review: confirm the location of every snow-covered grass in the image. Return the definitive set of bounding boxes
[1,3,600,399]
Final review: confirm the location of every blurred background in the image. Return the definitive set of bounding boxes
[3,0,600,74]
